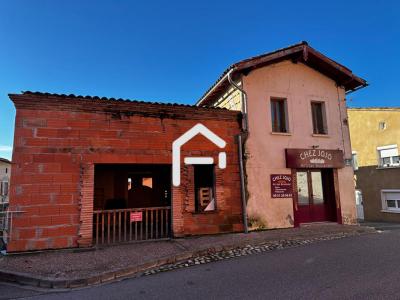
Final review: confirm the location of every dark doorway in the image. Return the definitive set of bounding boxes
[94,164,171,210]
[194,165,216,212]
[294,169,337,226]
[93,164,171,244]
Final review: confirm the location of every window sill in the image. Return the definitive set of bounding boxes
[270,132,292,136]
[381,209,400,214]
[376,166,400,170]
[312,134,330,138]
[191,210,219,215]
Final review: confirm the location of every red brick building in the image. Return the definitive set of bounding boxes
[7,92,244,252]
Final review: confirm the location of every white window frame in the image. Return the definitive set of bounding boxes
[352,151,358,171]
[377,145,400,168]
[381,189,400,213]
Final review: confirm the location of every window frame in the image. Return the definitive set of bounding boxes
[378,121,387,131]
[1,181,8,197]
[194,164,216,213]
[377,145,400,168]
[352,151,359,171]
[381,190,400,213]
[311,101,328,135]
[270,97,289,133]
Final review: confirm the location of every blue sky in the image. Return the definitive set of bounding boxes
[1,0,399,160]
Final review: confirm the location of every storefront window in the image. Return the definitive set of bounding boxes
[311,171,324,204]
[296,172,309,205]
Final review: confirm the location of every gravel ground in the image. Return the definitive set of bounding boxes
[0,224,375,281]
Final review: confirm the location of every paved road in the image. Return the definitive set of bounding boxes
[2,229,400,300]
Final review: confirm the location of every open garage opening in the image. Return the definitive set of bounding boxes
[93,164,172,245]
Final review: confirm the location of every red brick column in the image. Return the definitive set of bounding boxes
[77,163,94,247]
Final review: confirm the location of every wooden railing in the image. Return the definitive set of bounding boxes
[93,206,171,245]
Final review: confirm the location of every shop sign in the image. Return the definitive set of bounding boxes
[130,211,143,222]
[271,174,293,198]
[286,149,344,168]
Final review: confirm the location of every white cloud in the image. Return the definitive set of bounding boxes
[0,145,13,152]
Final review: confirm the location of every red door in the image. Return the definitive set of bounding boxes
[294,169,335,225]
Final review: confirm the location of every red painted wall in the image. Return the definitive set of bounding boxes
[8,93,243,252]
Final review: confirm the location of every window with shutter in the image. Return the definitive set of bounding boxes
[381,190,400,212]
[377,145,399,167]
[311,101,327,134]
[270,98,288,133]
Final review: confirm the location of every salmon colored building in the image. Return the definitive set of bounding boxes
[197,42,367,229]
[6,42,367,253]
[7,93,244,252]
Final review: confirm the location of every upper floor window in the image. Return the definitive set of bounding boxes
[0,181,8,197]
[270,98,288,133]
[311,101,327,135]
[379,121,387,131]
[377,145,400,167]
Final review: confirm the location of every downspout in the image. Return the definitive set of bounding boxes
[237,134,248,233]
[228,69,249,132]
[228,69,249,233]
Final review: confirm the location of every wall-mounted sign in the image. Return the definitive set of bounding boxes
[271,174,293,198]
[130,211,143,222]
[285,149,344,169]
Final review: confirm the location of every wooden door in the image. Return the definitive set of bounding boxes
[294,169,332,224]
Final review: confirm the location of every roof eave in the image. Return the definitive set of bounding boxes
[197,43,367,106]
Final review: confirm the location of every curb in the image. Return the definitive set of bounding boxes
[0,230,376,289]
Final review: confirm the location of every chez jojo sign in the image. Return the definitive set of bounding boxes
[285,148,345,169]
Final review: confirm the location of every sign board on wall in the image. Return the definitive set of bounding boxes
[130,212,143,222]
[271,174,293,198]
[285,149,344,169]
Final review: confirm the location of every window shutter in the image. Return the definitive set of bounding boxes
[380,147,398,158]
[385,192,400,201]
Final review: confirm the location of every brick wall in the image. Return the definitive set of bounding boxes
[8,93,243,252]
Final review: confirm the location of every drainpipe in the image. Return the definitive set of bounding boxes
[227,68,249,233]
[237,134,248,233]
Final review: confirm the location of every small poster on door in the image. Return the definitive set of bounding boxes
[271,174,293,198]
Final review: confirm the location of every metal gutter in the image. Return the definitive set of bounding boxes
[196,69,232,106]
[345,83,369,95]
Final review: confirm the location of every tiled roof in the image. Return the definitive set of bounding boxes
[0,158,11,164]
[20,91,226,110]
[197,41,368,106]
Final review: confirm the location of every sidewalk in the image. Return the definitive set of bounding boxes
[0,224,376,289]
[359,221,400,231]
